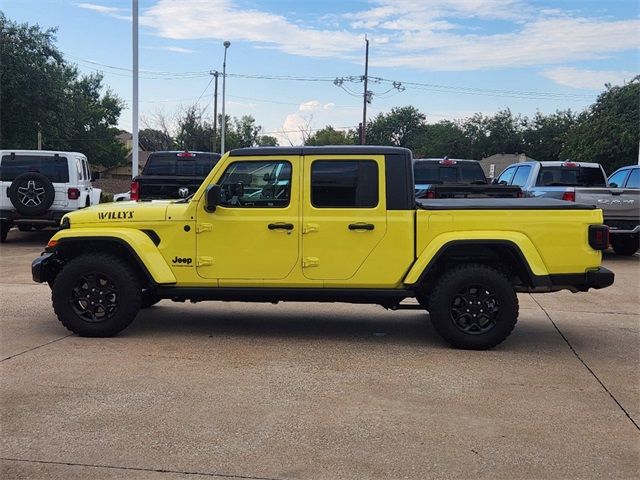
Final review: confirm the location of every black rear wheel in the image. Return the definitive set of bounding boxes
[428,264,518,350]
[52,253,141,336]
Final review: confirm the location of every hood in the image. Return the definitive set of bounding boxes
[64,200,171,225]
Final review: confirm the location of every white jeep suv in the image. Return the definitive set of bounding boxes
[0,150,101,242]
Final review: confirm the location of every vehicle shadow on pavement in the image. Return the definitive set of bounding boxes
[131,305,438,346]
[127,304,558,352]
[0,228,55,247]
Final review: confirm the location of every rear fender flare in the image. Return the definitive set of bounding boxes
[403,231,549,286]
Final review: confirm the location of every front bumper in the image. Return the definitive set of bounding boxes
[32,253,58,284]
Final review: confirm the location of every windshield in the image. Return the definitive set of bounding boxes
[535,166,606,187]
[414,162,486,184]
[0,154,69,182]
[143,152,220,176]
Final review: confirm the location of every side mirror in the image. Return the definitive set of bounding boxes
[91,171,100,181]
[205,184,221,212]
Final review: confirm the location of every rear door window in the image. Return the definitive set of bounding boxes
[0,155,69,183]
[311,160,378,208]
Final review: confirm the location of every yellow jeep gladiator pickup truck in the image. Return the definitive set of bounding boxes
[32,146,614,349]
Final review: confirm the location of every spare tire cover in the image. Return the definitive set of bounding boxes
[8,172,56,216]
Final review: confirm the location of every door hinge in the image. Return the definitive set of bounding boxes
[197,256,213,267]
[196,223,212,233]
[302,257,319,268]
[302,223,319,234]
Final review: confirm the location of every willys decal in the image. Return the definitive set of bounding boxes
[98,211,134,220]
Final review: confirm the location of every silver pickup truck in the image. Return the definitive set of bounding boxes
[496,161,639,255]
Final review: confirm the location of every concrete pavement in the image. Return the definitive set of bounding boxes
[1,229,638,479]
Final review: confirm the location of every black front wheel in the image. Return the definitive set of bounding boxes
[428,264,519,350]
[52,253,142,337]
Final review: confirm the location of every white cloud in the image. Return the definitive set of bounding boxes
[77,3,130,20]
[141,0,362,58]
[79,0,639,73]
[542,67,638,90]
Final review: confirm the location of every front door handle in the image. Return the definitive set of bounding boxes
[348,223,375,231]
[268,223,294,230]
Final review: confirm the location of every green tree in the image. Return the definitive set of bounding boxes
[139,128,174,152]
[366,106,426,148]
[522,110,576,161]
[174,105,212,151]
[0,14,127,167]
[413,121,472,158]
[305,126,358,146]
[461,109,524,159]
[561,78,640,173]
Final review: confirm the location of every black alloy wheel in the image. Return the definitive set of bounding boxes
[450,284,500,335]
[70,272,119,322]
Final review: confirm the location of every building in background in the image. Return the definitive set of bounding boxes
[94,131,149,194]
[480,153,535,179]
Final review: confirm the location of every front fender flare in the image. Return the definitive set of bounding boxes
[403,231,549,286]
[50,228,176,284]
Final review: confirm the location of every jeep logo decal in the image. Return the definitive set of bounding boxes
[172,256,193,265]
[98,211,134,220]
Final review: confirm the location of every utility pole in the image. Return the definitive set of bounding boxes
[361,36,369,145]
[210,70,219,152]
[132,0,139,179]
[37,123,42,150]
[221,41,231,154]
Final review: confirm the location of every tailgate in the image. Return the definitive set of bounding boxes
[576,188,639,220]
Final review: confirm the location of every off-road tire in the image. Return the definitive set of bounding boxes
[18,225,33,232]
[0,222,9,243]
[428,264,519,350]
[52,253,141,337]
[141,291,161,309]
[611,235,639,256]
[8,172,55,216]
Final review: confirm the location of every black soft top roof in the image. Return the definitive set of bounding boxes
[228,146,411,157]
[417,198,596,210]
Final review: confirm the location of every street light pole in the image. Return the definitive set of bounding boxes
[132,0,139,178]
[210,70,219,152]
[361,36,369,145]
[221,41,231,154]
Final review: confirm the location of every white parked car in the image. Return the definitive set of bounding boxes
[113,191,131,202]
[0,150,101,242]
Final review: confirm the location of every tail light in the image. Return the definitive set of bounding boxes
[130,180,140,201]
[177,151,195,158]
[589,225,609,250]
[426,190,436,199]
[517,190,524,198]
[562,162,578,167]
[67,188,80,200]
[562,191,576,202]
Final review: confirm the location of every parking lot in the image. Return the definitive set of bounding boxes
[1,229,638,479]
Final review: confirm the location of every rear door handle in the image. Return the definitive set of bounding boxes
[268,223,294,230]
[348,223,375,231]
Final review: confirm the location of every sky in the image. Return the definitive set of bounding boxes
[3,0,639,145]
